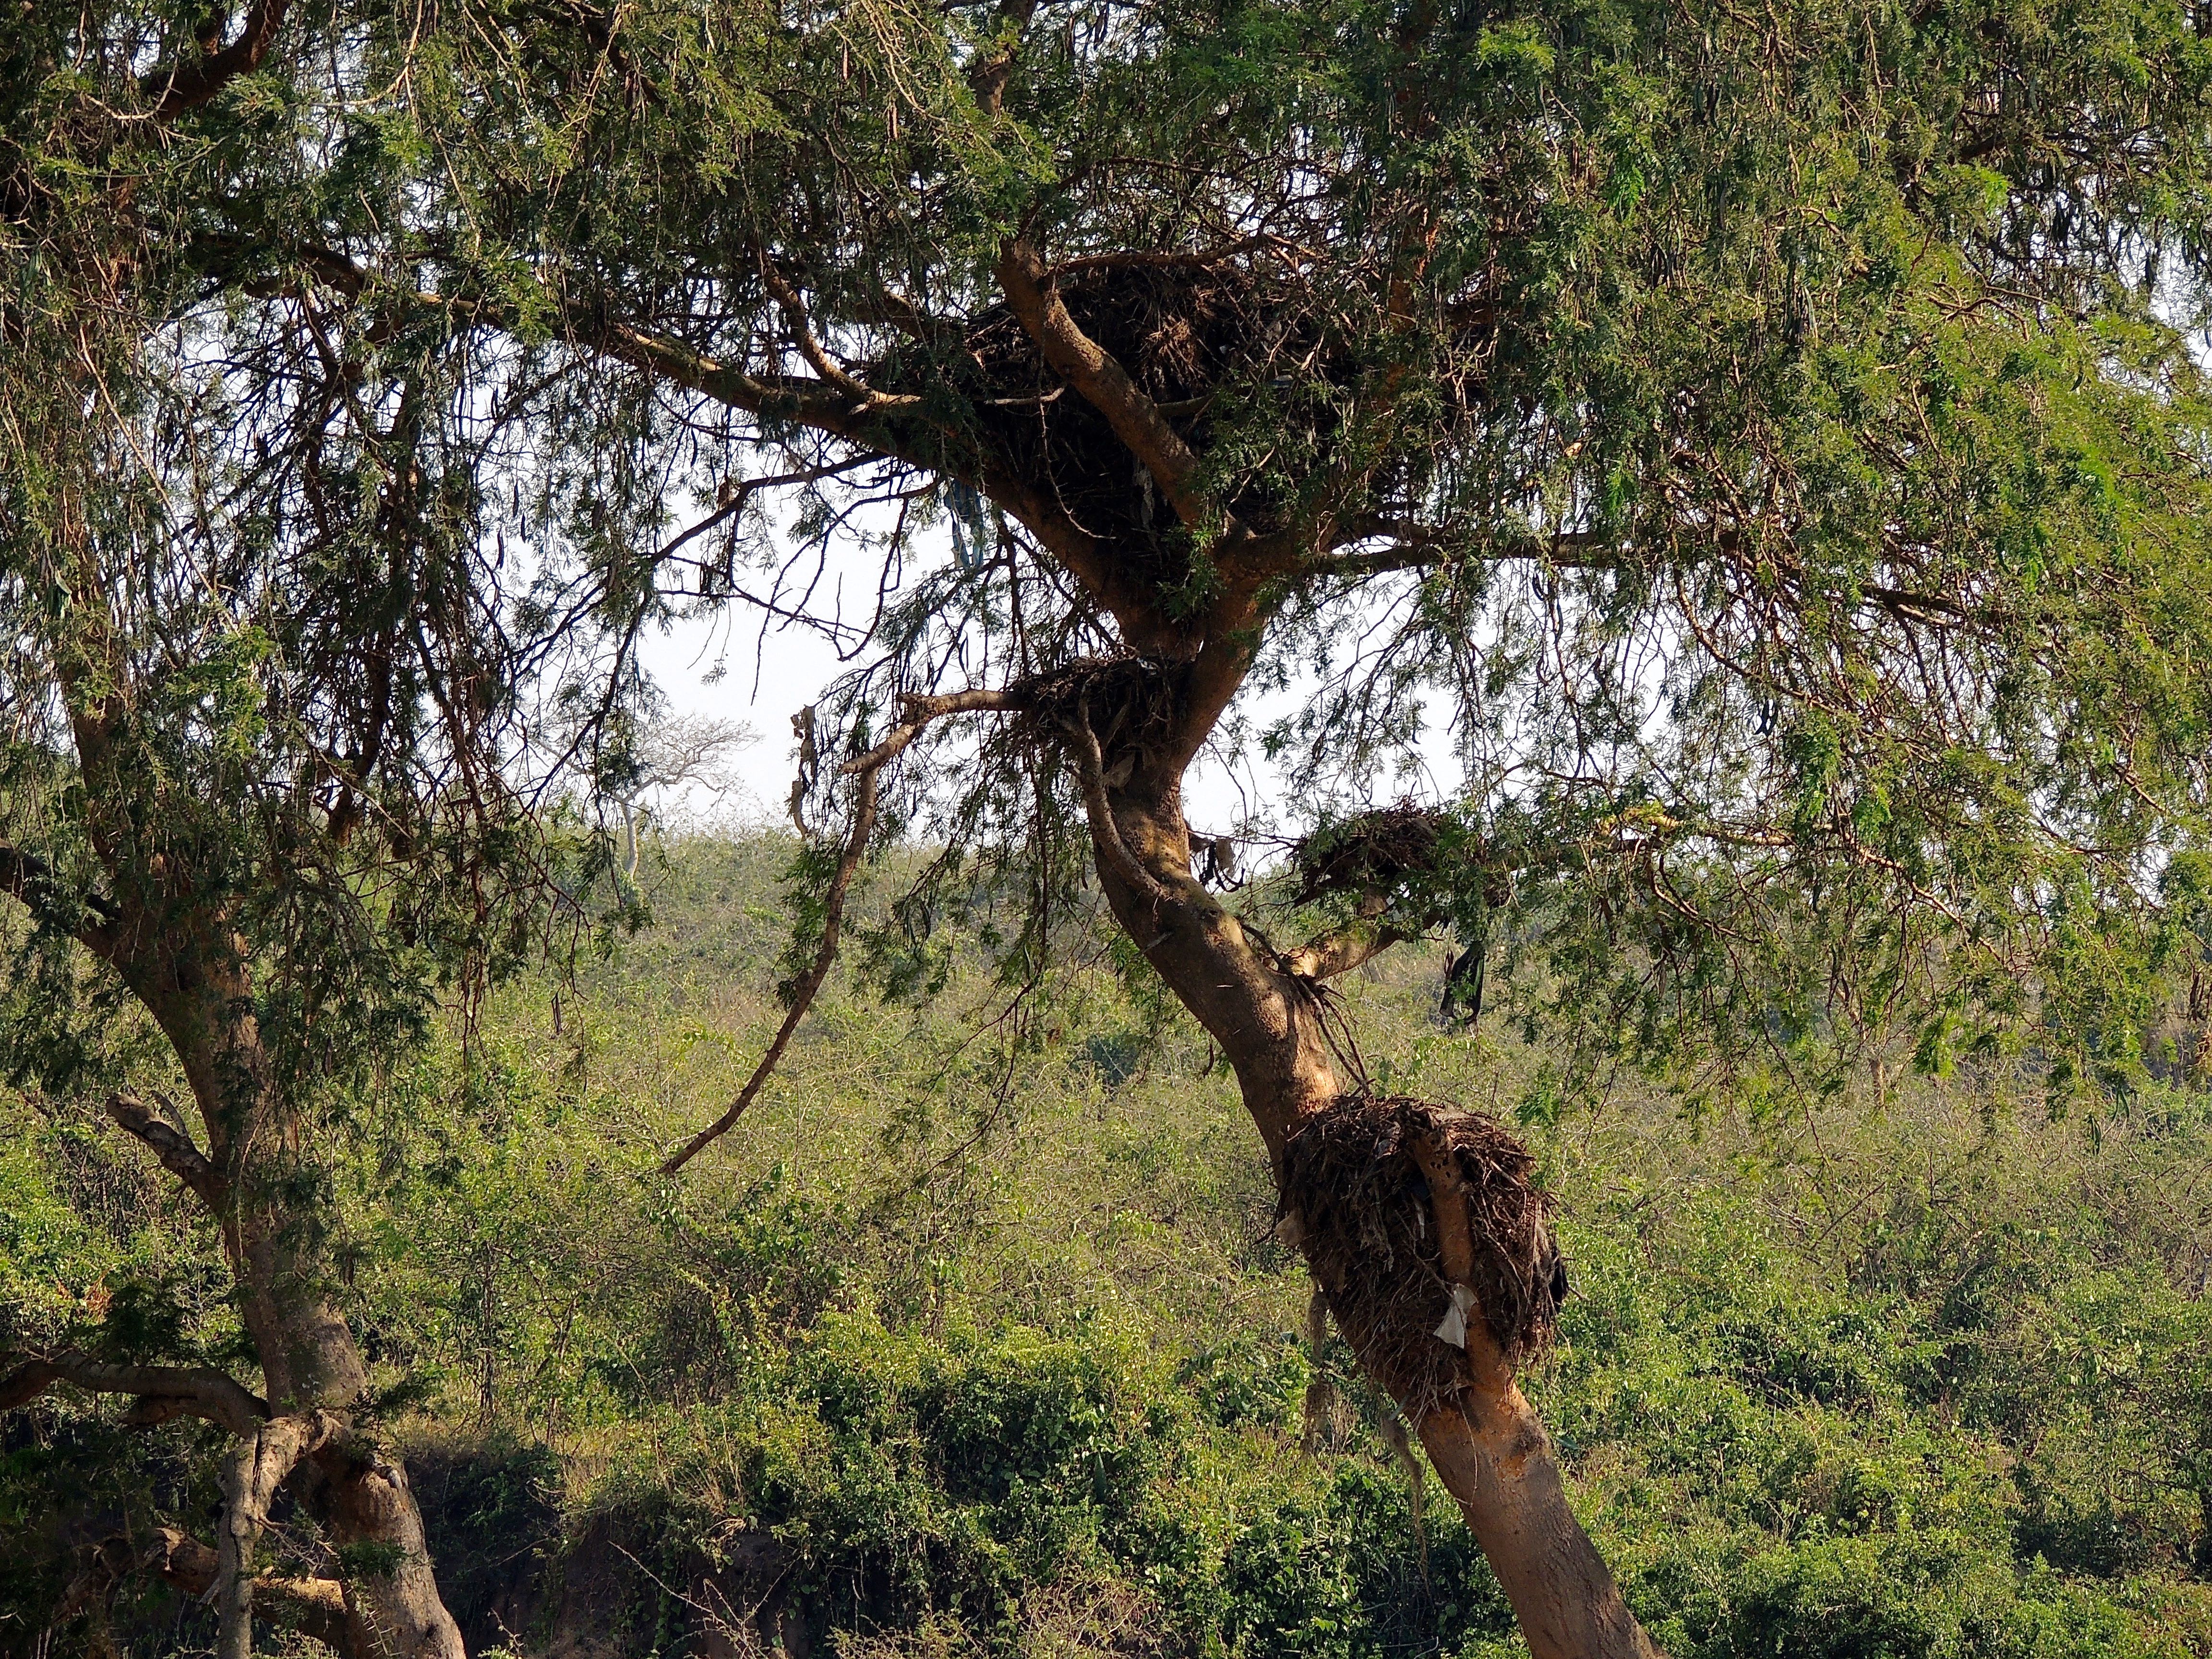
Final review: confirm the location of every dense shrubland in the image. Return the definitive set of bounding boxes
[3,835,2207,1659]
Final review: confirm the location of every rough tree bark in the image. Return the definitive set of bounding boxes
[118,926,469,1659]
[4,11,473,1644]
[811,664,1662,1659]
[3,890,469,1659]
[0,532,468,1659]
[603,261,1671,1654]
[1077,714,1661,1659]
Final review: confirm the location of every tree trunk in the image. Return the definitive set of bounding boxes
[123,922,468,1659]
[34,353,466,1659]
[1085,766,1661,1659]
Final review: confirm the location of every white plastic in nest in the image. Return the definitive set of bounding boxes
[1433,1282,1479,1348]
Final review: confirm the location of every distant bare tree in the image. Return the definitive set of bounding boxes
[614,715,757,878]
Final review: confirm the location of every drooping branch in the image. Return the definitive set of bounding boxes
[664,688,1025,1172]
[0,1350,270,1438]
[660,759,880,1173]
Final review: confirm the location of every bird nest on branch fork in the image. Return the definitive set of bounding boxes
[1279,1094,1565,1423]
[958,267,1273,549]
[1009,654,1182,759]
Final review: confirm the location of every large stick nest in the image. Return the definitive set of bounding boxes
[1008,654,1182,761]
[1290,805,1449,906]
[1280,1094,1565,1422]
[899,265,1316,578]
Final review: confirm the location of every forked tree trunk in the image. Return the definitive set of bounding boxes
[43,514,468,1657]
[1088,771,1662,1659]
[118,921,468,1659]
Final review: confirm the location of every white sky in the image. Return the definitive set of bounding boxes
[630,530,1466,842]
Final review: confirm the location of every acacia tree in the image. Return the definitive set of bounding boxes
[21,0,2212,1654]
[0,12,642,1654]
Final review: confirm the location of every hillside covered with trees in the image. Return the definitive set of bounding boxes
[5,838,2211,1658]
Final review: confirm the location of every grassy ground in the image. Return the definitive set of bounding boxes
[4,833,2211,1658]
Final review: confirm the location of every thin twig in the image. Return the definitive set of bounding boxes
[660,765,880,1174]
[662,689,1016,1172]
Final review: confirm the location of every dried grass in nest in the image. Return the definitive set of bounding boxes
[1010,655,1181,759]
[1279,1094,1565,1423]
[1291,806,1447,905]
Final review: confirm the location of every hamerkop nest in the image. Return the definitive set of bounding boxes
[1280,1094,1566,1422]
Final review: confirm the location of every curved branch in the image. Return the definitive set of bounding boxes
[757,251,913,410]
[0,1350,270,1437]
[0,843,124,961]
[1070,715,1175,909]
[841,687,1019,773]
[666,685,1047,1171]
[661,763,883,1174]
[590,320,900,427]
[106,1090,228,1210]
[147,0,292,120]
[1282,915,1415,980]
[994,240,1207,526]
[967,0,1037,115]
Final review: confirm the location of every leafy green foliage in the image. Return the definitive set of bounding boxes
[10,838,2206,1658]
[20,0,2212,1103]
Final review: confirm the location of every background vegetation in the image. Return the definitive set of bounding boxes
[3,832,2208,1659]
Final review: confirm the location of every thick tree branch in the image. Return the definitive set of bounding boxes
[842,688,1020,772]
[141,1527,350,1653]
[967,0,1037,116]
[995,240,1208,526]
[0,843,125,960]
[757,251,920,410]
[0,1350,270,1437]
[589,320,887,428]
[1071,716,1177,909]
[216,1414,331,1659]
[1282,904,1415,980]
[578,315,1154,629]
[220,246,1183,653]
[106,1090,228,1210]
[147,0,293,120]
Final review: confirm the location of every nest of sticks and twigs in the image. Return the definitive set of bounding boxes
[1279,1094,1565,1423]
[1009,654,1181,761]
[1290,806,1448,905]
[937,266,1286,575]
